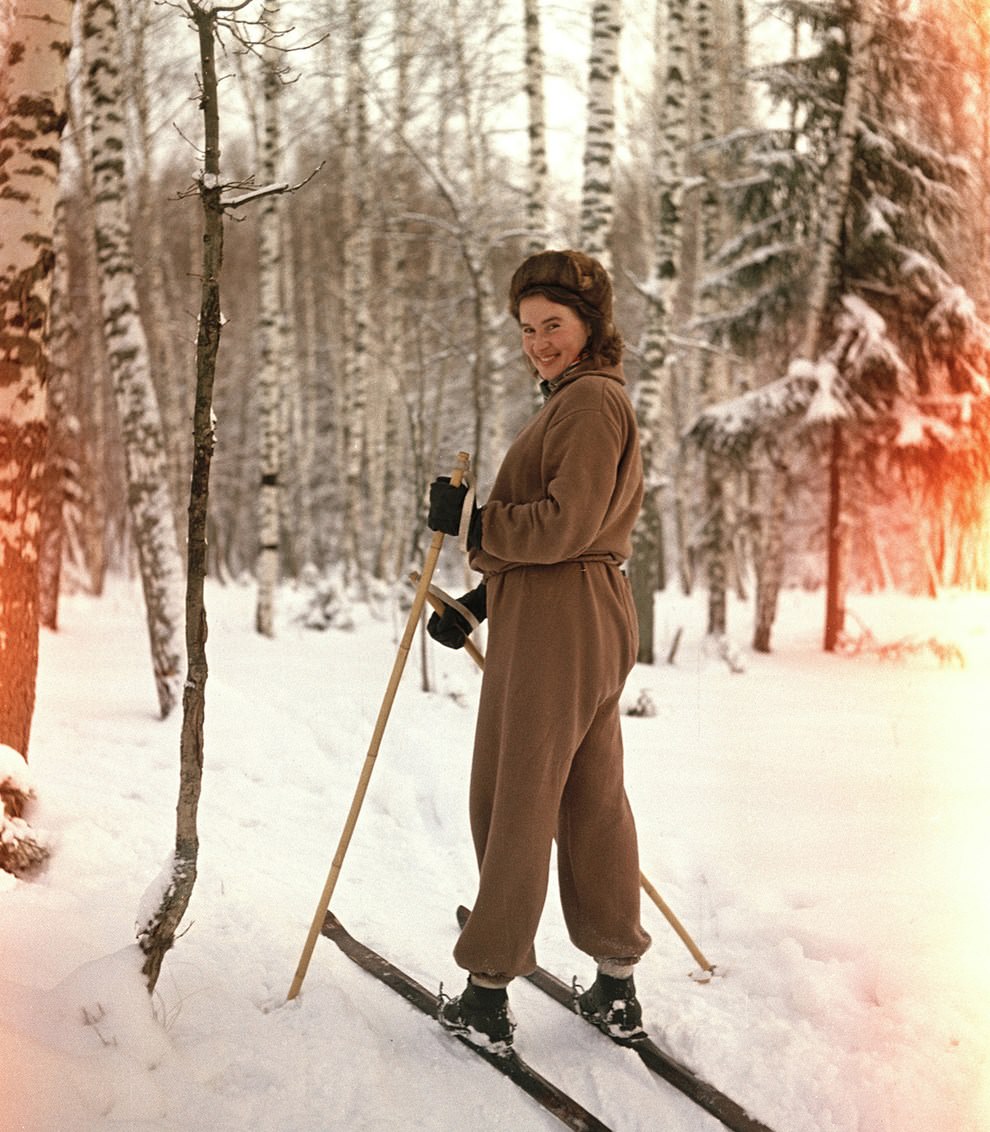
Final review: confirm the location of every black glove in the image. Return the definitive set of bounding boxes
[427,584,487,650]
[428,477,483,548]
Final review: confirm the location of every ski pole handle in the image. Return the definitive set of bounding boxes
[411,570,487,671]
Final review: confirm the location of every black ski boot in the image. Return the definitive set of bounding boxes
[438,980,516,1055]
[575,971,647,1043]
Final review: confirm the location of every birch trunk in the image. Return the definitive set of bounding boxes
[37,174,73,631]
[255,0,284,636]
[801,4,876,360]
[631,0,690,662]
[0,0,73,762]
[82,0,184,717]
[523,0,548,250]
[691,0,732,638]
[63,71,112,595]
[342,0,371,585]
[579,0,621,267]
[374,0,415,580]
[802,3,877,650]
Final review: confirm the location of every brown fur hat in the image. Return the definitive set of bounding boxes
[508,249,623,366]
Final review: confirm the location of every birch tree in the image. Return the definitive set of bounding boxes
[630,0,689,661]
[691,0,735,639]
[37,176,73,632]
[341,0,372,585]
[0,0,72,873]
[255,0,285,635]
[523,0,548,251]
[117,0,192,539]
[82,0,184,715]
[579,0,621,268]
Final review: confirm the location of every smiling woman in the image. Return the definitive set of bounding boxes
[518,296,589,382]
[424,248,651,1053]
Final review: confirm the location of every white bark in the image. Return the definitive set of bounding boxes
[82,0,184,718]
[523,0,548,250]
[638,0,690,457]
[580,0,621,267]
[631,0,691,660]
[0,0,73,760]
[342,0,372,583]
[801,1,878,360]
[255,0,284,636]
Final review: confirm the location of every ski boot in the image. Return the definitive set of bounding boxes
[438,979,516,1055]
[575,971,647,1044]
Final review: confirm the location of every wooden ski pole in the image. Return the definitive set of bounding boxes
[417,584,717,979]
[638,870,715,978]
[287,451,471,1002]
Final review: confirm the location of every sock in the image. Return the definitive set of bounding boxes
[469,972,511,991]
[598,958,636,980]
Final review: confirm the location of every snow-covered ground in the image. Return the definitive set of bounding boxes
[2,575,988,1131]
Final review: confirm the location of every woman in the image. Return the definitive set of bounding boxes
[427,249,651,1052]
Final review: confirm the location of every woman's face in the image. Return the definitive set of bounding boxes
[518,295,589,382]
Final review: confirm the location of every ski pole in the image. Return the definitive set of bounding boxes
[638,871,715,979]
[420,579,717,979]
[287,451,471,1002]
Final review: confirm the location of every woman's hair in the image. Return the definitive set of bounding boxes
[508,249,624,366]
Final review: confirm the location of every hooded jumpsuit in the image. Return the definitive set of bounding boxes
[454,360,652,982]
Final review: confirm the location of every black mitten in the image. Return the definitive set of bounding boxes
[427,584,487,650]
[428,477,482,547]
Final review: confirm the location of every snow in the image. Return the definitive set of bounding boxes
[1,743,36,794]
[2,575,989,1131]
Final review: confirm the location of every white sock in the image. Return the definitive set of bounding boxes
[598,958,636,980]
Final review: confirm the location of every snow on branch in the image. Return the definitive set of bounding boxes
[219,162,325,210]
[222,181,290,208]
[685,294,909,459]
[684,363,821,460]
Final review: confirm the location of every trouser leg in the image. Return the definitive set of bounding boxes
[454,563,650,978]
[557,686,651,963]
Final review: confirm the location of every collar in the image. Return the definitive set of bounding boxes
[539,356,625,402]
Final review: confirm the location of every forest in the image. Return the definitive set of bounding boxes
[2,0,990,878]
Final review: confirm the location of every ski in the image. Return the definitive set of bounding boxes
[321,912,613,1132]
[456,906,775,1132]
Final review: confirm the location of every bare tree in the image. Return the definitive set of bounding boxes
[138,0,317,991]
[81,0,185,717]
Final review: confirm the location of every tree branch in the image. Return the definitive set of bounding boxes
[221,161,325,209]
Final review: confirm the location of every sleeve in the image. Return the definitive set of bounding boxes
[479,388,627,565]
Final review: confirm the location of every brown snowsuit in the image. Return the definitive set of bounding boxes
[454,361,652,981]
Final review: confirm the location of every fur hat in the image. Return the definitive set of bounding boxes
[508,249,622,365]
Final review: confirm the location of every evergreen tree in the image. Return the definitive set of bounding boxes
[690,0,990,645]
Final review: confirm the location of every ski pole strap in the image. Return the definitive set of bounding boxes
[456,468,477,555]
[427,581,482,634]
